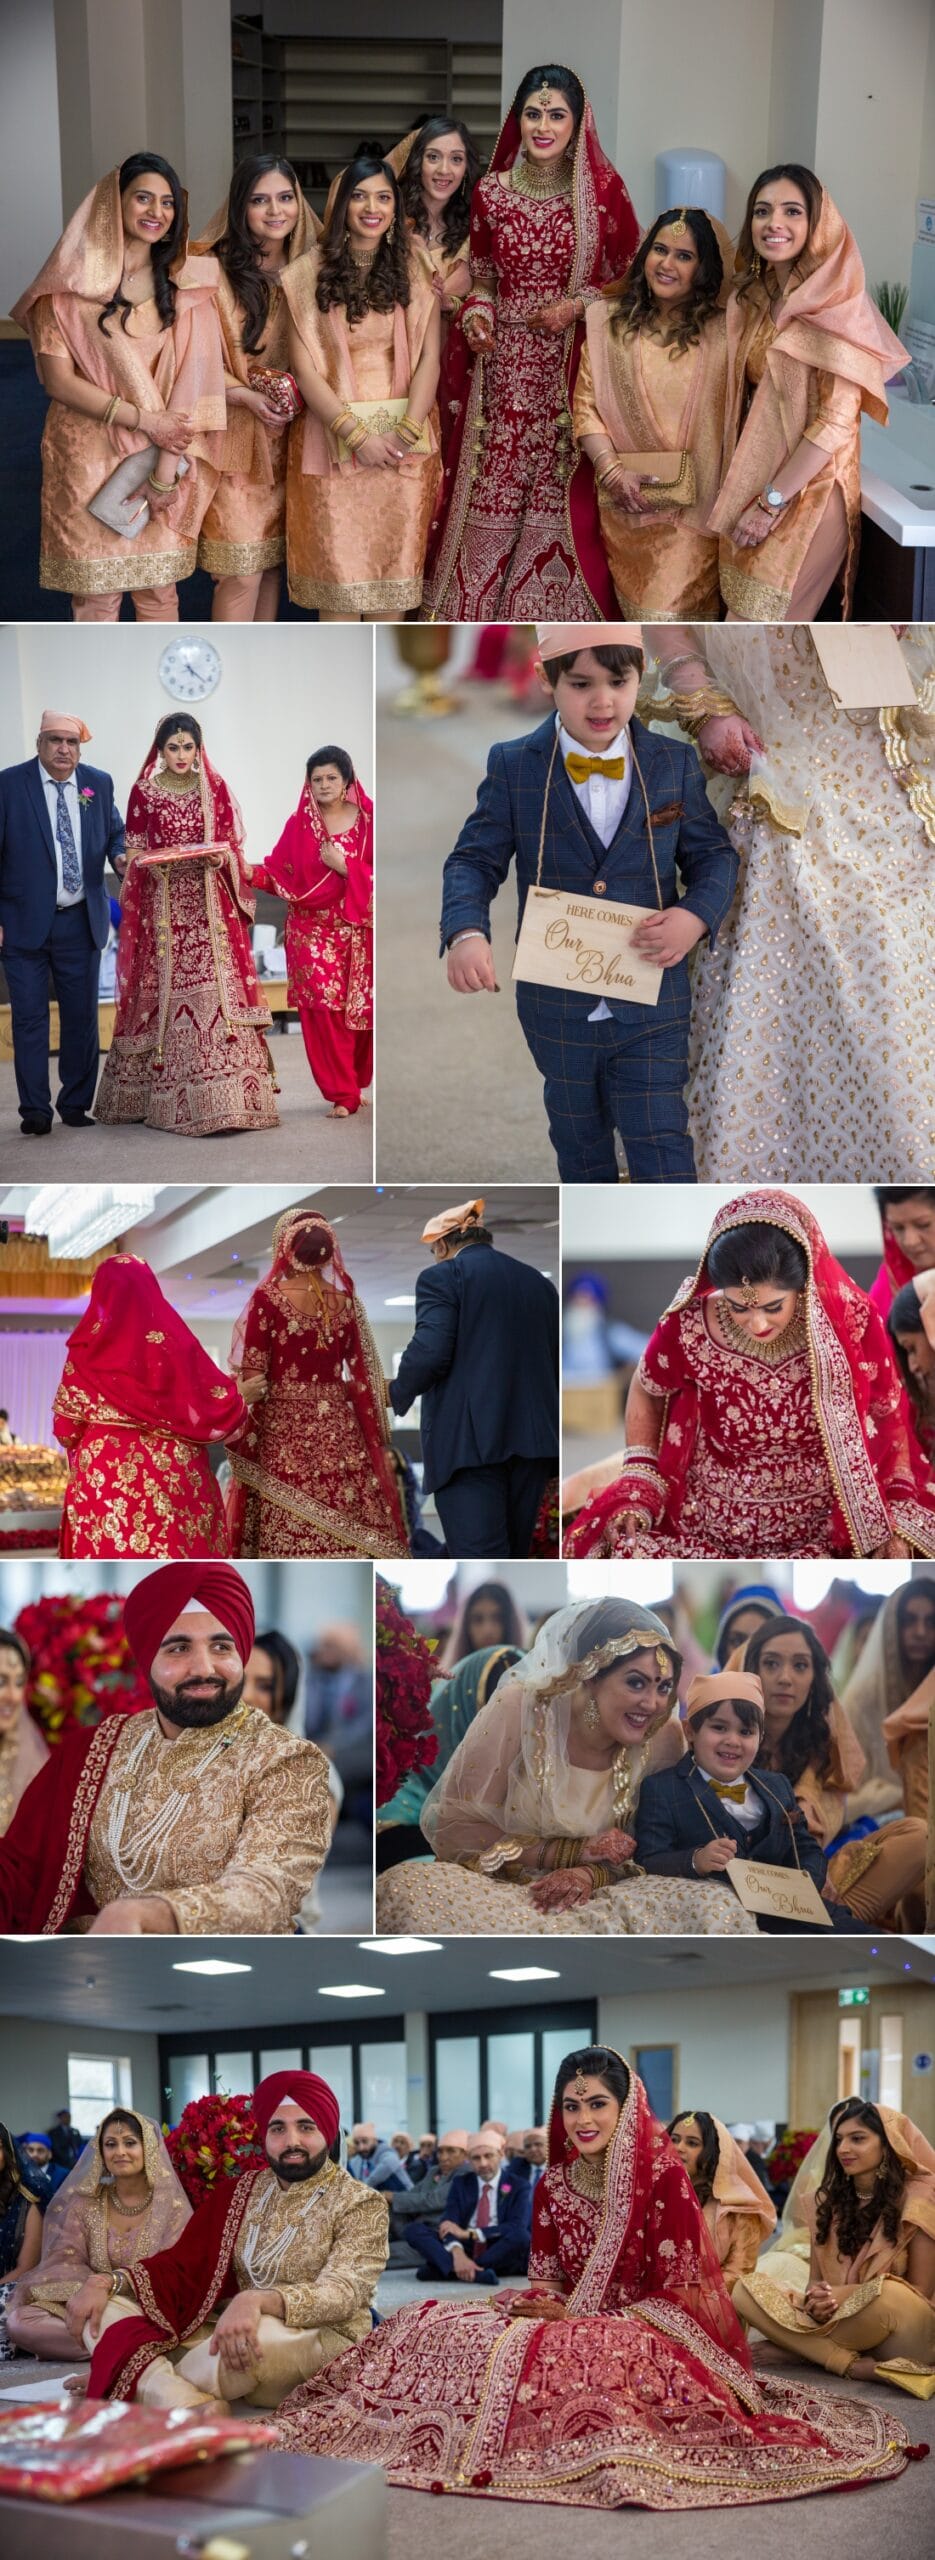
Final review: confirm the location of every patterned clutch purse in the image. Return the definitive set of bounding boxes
[0,2399,278,2500]
[88,448,191,537]
[247,365,304,419]
[607,449,697,508]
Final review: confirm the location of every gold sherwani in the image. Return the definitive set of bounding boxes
[81,1702,329,1933]
[232,2162,388,2336]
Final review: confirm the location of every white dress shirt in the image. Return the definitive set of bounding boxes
[557,716,631,1019]
[39,761,85,909]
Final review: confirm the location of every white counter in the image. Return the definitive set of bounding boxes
[861,404,935,547]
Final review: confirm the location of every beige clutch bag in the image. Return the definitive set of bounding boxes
[607,448,697,508]
[88,446,190,537]
[328,397,432,460]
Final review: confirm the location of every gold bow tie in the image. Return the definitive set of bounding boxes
[565,752,627,783]
[707,1780,749,1802]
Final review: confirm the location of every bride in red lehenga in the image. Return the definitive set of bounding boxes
[53,1255,247,1559]
[94,713,279,1136]
[276,2044,917,2510]
[226,1209,408,1559]
[423,62,638,623]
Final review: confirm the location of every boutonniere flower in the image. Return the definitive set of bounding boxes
[78,787,95,804]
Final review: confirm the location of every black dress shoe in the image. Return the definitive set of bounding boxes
[21,1116,53,1135]
[59,1111,96,1128]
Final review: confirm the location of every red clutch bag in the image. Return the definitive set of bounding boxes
[247,366,304,420]
[0,2399,278,2501]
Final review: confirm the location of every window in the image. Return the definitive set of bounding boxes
[213,2051,254,2099]
[165,2053,211,2117]
[435,2036,481,2132]
[430,2004,596,2129]
[632,2045,676,2124]
[879,2015,903,2112]
[360,2042,407,2128]
[67,2052,132,2138]
[310,2046,353,2132]
[159,2022,403,2133]
[487,2032,534,2128]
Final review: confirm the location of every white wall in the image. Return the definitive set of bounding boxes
[0,0,63,323]
[598,1982,799,2120]
[0,2016,161,2132]
[814,0,932,283]
[563,1182,884,1261]
[9,622,373,870]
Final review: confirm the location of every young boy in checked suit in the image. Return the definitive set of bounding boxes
[439,621,738,1181]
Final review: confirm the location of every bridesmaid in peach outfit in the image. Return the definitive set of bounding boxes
[281,150,441,620]
[195,155,319,622]
[13,153,225,622]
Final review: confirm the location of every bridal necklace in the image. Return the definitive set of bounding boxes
[108,2186,152,2219]
[157,765,200,794]
[512,152,573,200]
[717,1297,807,1366]
[569,2149,606,2200]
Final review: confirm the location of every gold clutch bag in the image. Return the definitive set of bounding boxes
[608,448,697,508]
[328,398,432,460]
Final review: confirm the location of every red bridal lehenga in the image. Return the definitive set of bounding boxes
[226,1210,408,1560]
[53,1256,246,1558]
[250,772,372,1114]
[564,1190,935,1560]
[275,2070,915,2511]
[94,737,279,1136]
[423,96,638,622]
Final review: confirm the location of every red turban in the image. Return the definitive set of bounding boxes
[252,2070,340,2150]
[123,1563,255,1679]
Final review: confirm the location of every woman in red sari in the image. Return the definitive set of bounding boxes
[564,1190,935,1561]
[94,714,279,1137]
[250,746,372,1116]
[424,63,639,622]
[275,2044,916,2510]
[226,1209,408,1560]
[53,1256,248,1559]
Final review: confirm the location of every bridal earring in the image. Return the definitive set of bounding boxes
[582,1693,600,1734]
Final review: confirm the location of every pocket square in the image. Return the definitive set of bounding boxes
[650,801,684,824]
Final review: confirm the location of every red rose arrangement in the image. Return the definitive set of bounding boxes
[531,1476,560,1557]
[766,2129,819,2187]
[166,2093,265,2208]
[375,1575,437,1806]
[14,1592,151,1743]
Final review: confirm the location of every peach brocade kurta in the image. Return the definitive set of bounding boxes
[29,285,221,596]
[282,255,441,614]
[198,278,291,573]
[574,306,727,620]
[713,296,862,619]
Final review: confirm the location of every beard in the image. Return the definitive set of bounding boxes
[269,2142,329,2184]
[149,1673,245,1730]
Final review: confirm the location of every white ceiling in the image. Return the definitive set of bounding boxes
[2,1936,930,2036]
[0,1184,559,1323]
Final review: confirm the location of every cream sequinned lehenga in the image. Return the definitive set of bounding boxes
[665,626,935,1179]
[7,2113,190,2360]
[376,1598,757,1937]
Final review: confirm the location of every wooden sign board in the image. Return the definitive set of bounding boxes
[726,1857,833,1928]
[512,887,662,1007]
[810,625,916,709]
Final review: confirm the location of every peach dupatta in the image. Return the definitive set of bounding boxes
[194,189,320,484]
[710,189,908,615]
[576,300,727,619]
[13,169,226,469]
[804,2107,935,2286]
[281,248,439,477]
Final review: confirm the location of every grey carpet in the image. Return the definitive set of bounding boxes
[0,1039,372,1182]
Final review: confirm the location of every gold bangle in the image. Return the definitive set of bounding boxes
[330,407,356,438]
[100,392,120,429]
[341,421,370,454]
[147,468,177,491]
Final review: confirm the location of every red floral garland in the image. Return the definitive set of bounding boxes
[766,2128,818,2186]
[166,2093,265,2208]
[0,1529,58,1551]
[375,1575,437,1807]
[14,1592,151,1744]
[531,1475,560,1557]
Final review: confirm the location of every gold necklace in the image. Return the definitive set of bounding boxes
[511,153,573,201]
[717,1300,807,1367]
[108,2187,152,2218]
[348,242,378,268]
[157,767,200,795]
[568,2151,606,2199]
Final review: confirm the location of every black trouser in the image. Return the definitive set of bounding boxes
[4,906,100,1123]
[434,1457,552,1558]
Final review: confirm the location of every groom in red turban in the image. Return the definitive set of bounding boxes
[74,2069,388,2412]
[0,1564,330,1936]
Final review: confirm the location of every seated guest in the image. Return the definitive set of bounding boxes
[390,2131,470,2262]
[668,2111,775,2293]
[14,2133,62,2205]
[439,1583,529,1672]
[414,2134,437,2177]
[0,1563,330,1935]
[734,2101,935,2381]
[390,2133,420,2177]
[634,1672,859,1932]
[887,1273,935,1463]
[409,2129,532,2285]
[712,1585,785,1669]
[506,2128,531,2178]
[348,2125,412,2193]
[47,2109,83,2171]
[71,2074,389,2411]
[740,1615,927,1927]
[522,2127,549,2191]
[0,1625,48,1840]
[0,2123,42,2307]
[7,2109,189,2359]
[842,1578,935,1824]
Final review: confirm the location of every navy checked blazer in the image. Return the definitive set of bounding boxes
[634,1754,830,1887]
[439,713,739,1031]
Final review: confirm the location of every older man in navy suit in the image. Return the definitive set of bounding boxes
[405,2128,532,2286]
[388,1196,559,1558]
[440,624,739,1182]
[0,710,125,1134]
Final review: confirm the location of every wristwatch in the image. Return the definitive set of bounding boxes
[758,484,788,513]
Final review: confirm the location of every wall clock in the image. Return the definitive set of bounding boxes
[158,637,222,702]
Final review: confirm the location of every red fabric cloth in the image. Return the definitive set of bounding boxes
[869,1221,915,1319]
[123,1564,255,1678]
[299,1006,372,1110]
[252,2069,339,2148]
[425,100,637,614]
[252,780,372,1036]
[0,1718,126,1933]
[58,1257,246,1443]
[87,2165,265,2402]
[567,1189,935,1559]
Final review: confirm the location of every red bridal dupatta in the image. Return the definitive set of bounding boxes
[255,772,373,1026]
[567,1190,935,1559]
[271,2063,914,2507]
[425,97,638,613]
[87,2163,267,2402]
